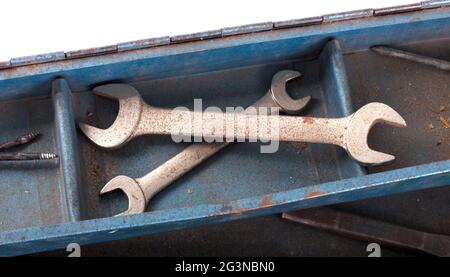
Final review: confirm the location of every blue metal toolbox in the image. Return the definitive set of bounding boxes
[0,1,449,256]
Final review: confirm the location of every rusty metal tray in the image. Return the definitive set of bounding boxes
[0,1,449,256]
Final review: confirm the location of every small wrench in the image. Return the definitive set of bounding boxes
[94,70,310,215]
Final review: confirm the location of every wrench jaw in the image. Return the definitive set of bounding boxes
[78,84,144,149]
[100,175,146,216]
[270,70,311,114]
[345,102,407,166]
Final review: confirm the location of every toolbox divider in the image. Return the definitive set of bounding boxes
[319,39,366,178]
[52,79,83,222]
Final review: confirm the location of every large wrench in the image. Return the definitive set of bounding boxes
[79,76,406,166]
[86,70,310,216]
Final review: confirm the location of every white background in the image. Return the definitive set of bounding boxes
[0,0,411,61]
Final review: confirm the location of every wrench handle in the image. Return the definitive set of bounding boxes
[138,106,349,147]
[136,91,294,202]
[278,116,349,146]
[137,142,228,201]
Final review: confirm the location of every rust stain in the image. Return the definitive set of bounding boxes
[260,195,273,207]
[302,117,315,124]
[219,200,241,214]
[304,189,326,198]
[220,205,233,213]
[437,116,450,129]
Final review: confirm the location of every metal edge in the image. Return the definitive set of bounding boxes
[0,1,449,69]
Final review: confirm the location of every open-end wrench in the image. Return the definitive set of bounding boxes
[88,70,310,215]
[79,77,406,166]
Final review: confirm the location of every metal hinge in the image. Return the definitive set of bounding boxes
[221,22,273,37]
[374,3,422,16]
[9,51,65,67]
[171,30,222,44]
[2,1,450,69]
[421,0,450,9]
[323,9,374,22]
[0,61,11,70]
[65,45,118,59]
[118,36,170,52]
[274,16,323,29]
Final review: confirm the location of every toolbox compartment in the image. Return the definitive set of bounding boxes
[0,3,449,255]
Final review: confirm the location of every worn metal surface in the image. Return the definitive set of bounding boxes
[283,207,450,256]
[0,7,450,256]
[98,70,311,215]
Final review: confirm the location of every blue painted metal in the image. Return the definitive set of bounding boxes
[0,5,449,256]
[52,79,83,221]
[318,39,366,179]
[1,160,449,256]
